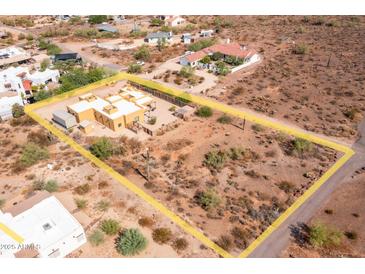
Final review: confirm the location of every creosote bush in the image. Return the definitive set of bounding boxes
[173,238,189,251]
[309,223,343,248]
[100,219,121,235]
[152,228,172,244]
[197,188,221,210]
[195,106,213,117]
[89,230,105,246]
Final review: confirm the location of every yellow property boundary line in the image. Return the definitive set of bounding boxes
[0,223,24,244]
[24,72,354,258]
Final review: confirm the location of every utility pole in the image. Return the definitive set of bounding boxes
[146,147,150,182]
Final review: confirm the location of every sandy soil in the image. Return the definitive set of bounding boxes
[0,118,217,258]
[281,170,365,258]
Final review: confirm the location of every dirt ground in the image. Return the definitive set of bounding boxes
[281,170,365,258]
[0,118,217,258]
[68,107,340,256]
[197,16,365,142]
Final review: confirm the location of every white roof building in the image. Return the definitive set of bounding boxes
[0,46,32,67]
[0,192,86,258]
[27,69,60,86]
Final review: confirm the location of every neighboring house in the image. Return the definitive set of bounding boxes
[0,46,32,68]
[164,16,186,27]
[181,33,193,44]
[199,29,214,37]
[0,66,60,120]
[0,192,86,258]
[180,42,259,68]
[67,86,154,132]
[53,53,82,63]
[27,69,60,86]
[144,31,173,44]
[96,23,118,33]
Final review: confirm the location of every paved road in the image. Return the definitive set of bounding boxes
[248,119,365,258]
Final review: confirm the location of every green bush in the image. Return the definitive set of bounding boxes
[74,28,98,38]
[75,198,88,210]
[115,228,148,256]
[34,90,53,102]
[292,137,312,155]
[96,200,110,212]
[195,106,213,117]
[12,103,24,118]
[128,63,142,74]
[197,188,221,210]
[44,180,59,192]
[204,150,226,170]
[90,137,114,159]
[293,44,308,55]
[100,219,121,235]
[89,230,105,246]
[20,143,49,167]
[188,38,215,52]
[309,223,343,248]
[88,15,108,24]
[217,114,232,124]
[134,45,150,61]
[152,228,172,244]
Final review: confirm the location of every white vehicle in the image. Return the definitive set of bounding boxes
[136,61,145,66]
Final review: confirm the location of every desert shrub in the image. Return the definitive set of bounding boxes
[227,147,244,161]
[216,235,233,251]
[12,103,24,118]
[19,143,49,167]
[32,179,45,191]
[324,209,333,215]
[128,63,142,74]
[188,38,215,51]
[179,66,195,78]
[251,124,265,132]
[168,106,176,112]
[89,230,105,246]
[197,188,221,210]
[344,231,358,240]
[195,106,213,117]
[44,180,59,192]
[74,183,90,195]
[278,181,294,193]
[0,199,5,209]
[231,227,248,248]
[96,200,110,212]
[217,114,232,124]
[90,137,114,159]
[27,130,52,146]
[293,43,308,55]
[74,28,98,38]
[100,219,121,235]
[343,108,359,120]
[134,45,150,61]
[115,228,148,256]
[204,150,226,170]
[138,216,155,228]
[292,138,312,155]
[152,228,172,244]
[34,90,53,102]
[173,238,189,251]
[309,223,343,248]
[75,198,88,210]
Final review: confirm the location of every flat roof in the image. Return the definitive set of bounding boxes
[0,193,83,257]
[100,99,141,119]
